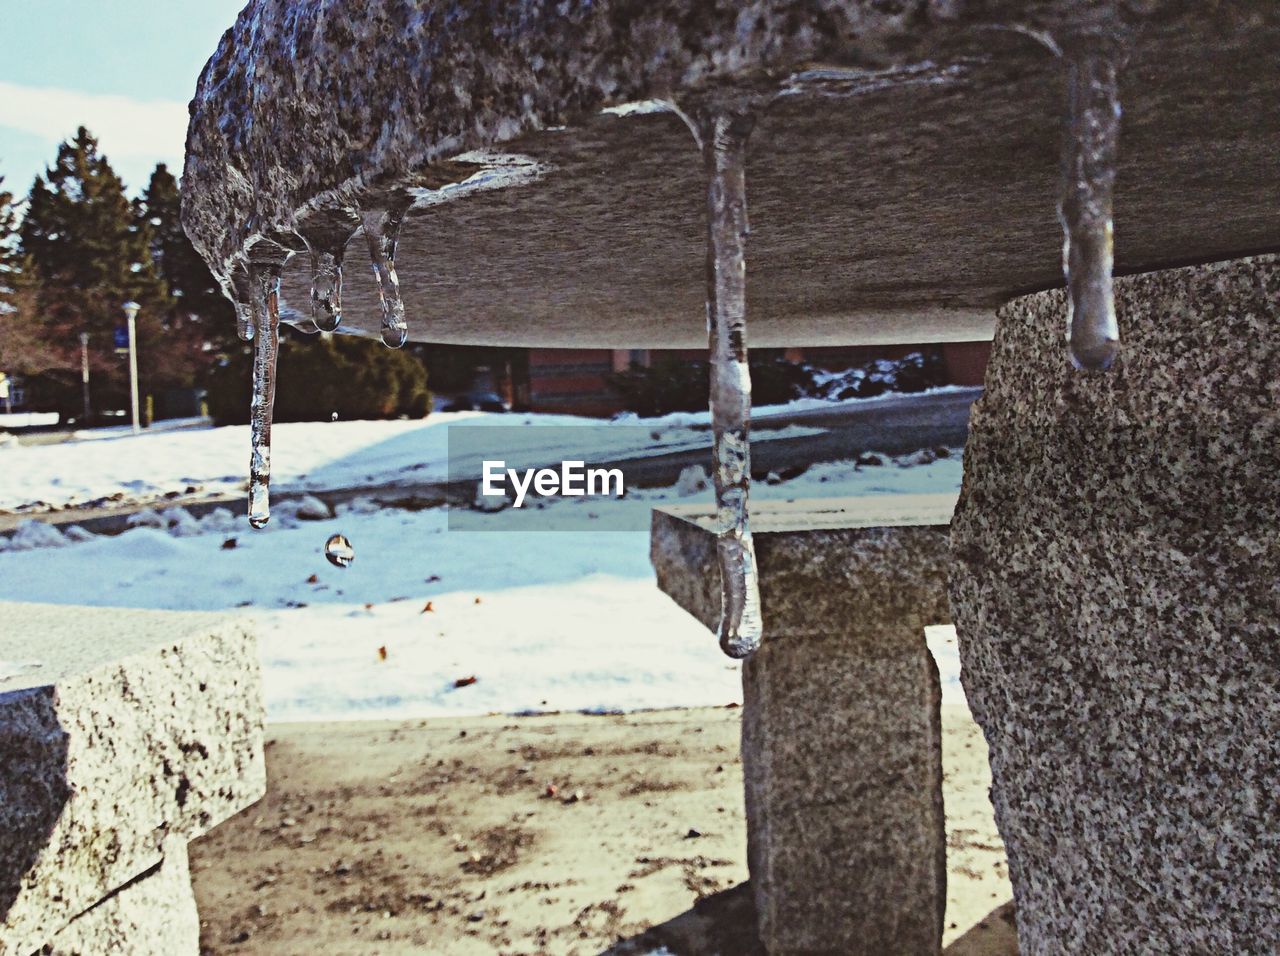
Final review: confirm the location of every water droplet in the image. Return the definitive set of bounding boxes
[1059,36,1121,370]
[324,533,355,568]
[699,107,764,660]
[360,207,409,349]
[225,266,256,342]
[247,262,282,529]
[301,223,356,333]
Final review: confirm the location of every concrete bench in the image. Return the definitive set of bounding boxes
[0,603,265,955]
[651,494,956,956]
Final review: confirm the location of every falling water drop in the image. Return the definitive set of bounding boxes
[360,207,409,349]
[699,106,763,660]
[324,533,355,568]
[1059,35,1121,370]
[247,263,282,529]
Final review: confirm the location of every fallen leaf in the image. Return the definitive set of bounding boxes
[377,646,388,661]
[421,601,434,613]
[454,675,478,689]
[306,573,318,584]
[221,538,238,550]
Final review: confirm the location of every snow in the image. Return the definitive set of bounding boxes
[0,412,59,428]
[0,398,972,722]
[0,407,824,514]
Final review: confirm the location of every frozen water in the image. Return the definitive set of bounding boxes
[248,263,283,528]
[359,207,409,349]
[700,107,764,660]
[1059,36,1121,370]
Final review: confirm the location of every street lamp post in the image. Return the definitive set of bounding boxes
[122,301,141,434]
[79,332,91,424]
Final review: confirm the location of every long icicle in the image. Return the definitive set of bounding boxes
[702,107,763,660]
[1060,34,1121,370]
[360,207,409,349]
[247,262,282,529]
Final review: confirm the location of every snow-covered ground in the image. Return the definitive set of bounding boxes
[0,388,968,514]
[0,402,969,721]
[0,410,823,513]
[0,412,60,429]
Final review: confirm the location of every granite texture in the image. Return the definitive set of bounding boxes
[181,1,1280,347]
[653,496,955,955]
[0,604,266,955]
[39,839,199,956]
[950,255,1280,954]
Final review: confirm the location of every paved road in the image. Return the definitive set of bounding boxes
[599,387,981,486]
[2,389,979,536]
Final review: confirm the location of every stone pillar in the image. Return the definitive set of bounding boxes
[653,495,955,955]
[0,602,266,955]
[950,255,1280,953]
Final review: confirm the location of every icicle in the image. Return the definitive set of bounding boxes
[302,223,356,333]
[1059,35,1121,370]
[247,262,282,529]
[309,245,344,332]
[226,267,256,342]
[700,107,763,660]
[360,207,409,349]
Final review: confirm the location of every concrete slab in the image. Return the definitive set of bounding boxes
[182,2,1280,348]
[0,603,265,955]
[652,496,955,954]
[950,254,1280,952]
[40,838,199,956]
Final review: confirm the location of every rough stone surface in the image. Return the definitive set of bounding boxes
[949,255,1280,954]
[182,1,1280,347]
[40,838,199,956]
[653,496,955,955]
[0,604,266,955]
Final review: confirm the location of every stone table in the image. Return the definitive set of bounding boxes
[652,494,956,955]
[181,1,1280,348]
[0,603,266,955]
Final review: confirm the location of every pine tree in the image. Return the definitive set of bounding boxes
[135,163,234,346]
[0,171,18,305]
[18,128,177,417]
[0,171,61,384]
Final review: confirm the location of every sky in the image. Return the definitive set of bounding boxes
[0,0,247,198]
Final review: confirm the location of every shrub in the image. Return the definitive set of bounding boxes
[206,329,430,425]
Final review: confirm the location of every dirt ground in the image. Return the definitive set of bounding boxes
[191,706,1017,955]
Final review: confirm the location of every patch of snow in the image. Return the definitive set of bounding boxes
[925,625,966,707]
[126,508,166,529]
[0,660,43,683]
[292,495,332,521]
[675,464,710,497]
[0,454,965,721]
[0,412,59,428]
[6,520,67,551]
